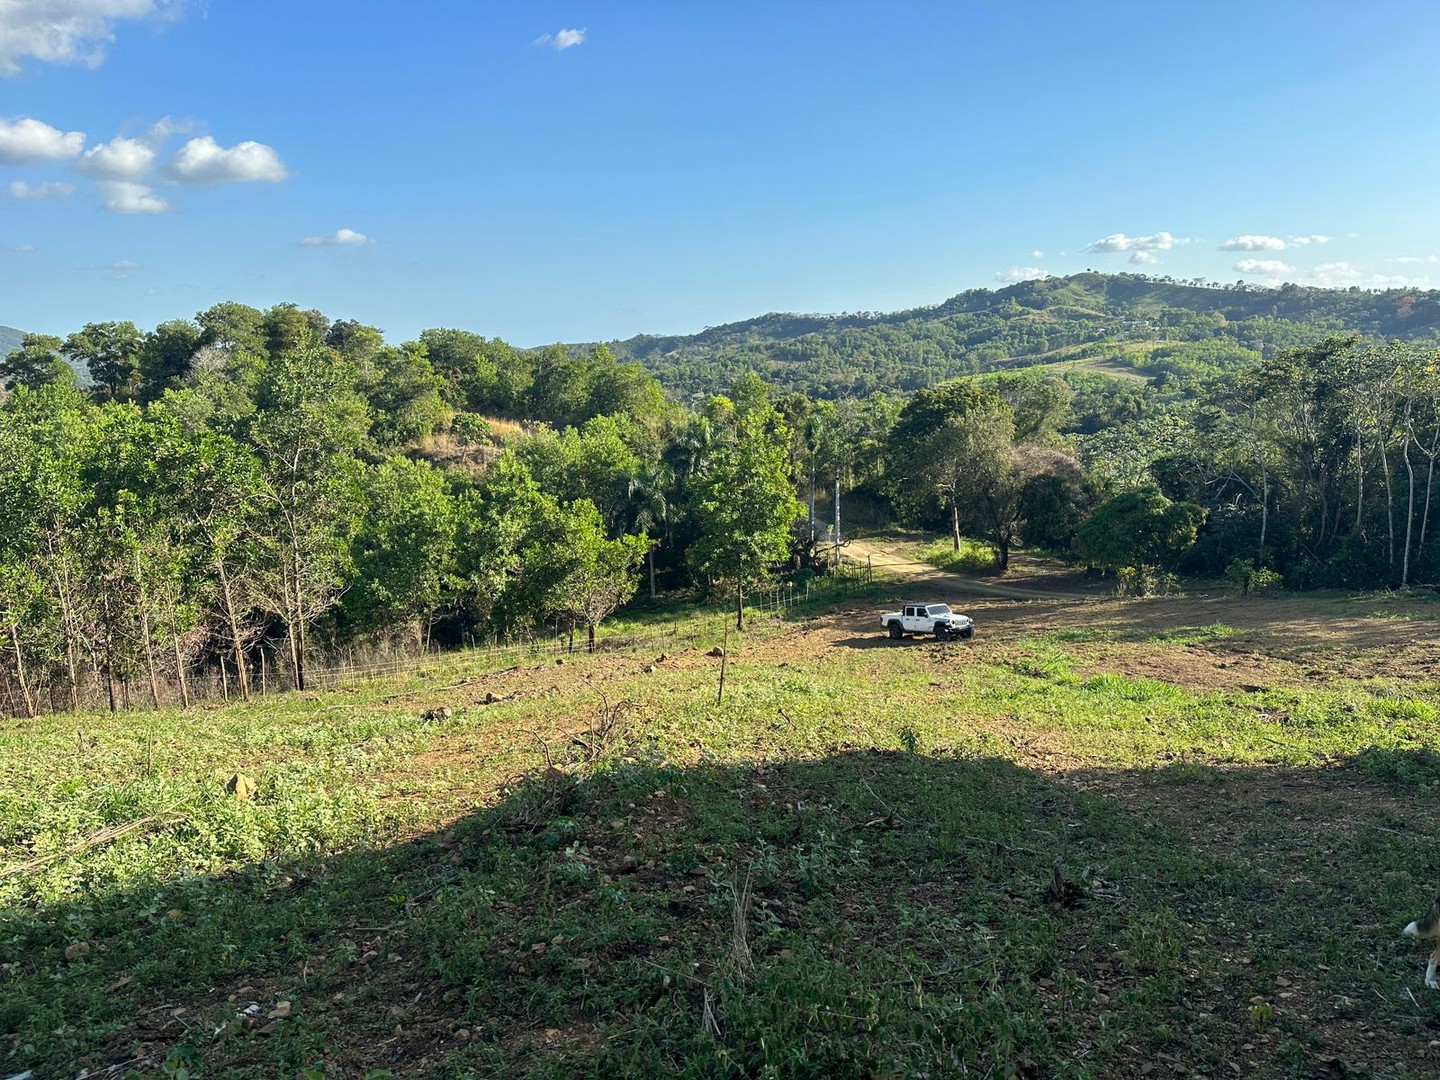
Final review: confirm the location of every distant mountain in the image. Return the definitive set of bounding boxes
[0,325,23,359]
[596,273,1440,399]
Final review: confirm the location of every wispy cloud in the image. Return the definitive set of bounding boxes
[298,227,374,247]
[1397,255,1438,265]
[9,179,74,200]
[1220,233,1331,251]
[0,116,85,163]
[533,27,586,50]
[1029,249,1045,259]
[1234,258,1295,277]
[0,0,185,76]
[1084,231,1185,254]
[169,136,288,184]
[1219,234,1287,252]
[995,266,1051,283]
[98,180,167,214]
[85,258,141,279]
[1308,262,1420,290]
[1129,251,1159,265]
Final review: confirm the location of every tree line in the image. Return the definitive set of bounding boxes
[3,296,1438,716]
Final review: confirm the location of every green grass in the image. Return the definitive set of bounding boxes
[6,600,1440,1077]
[915,537,999,575]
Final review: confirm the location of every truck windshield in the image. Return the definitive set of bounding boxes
[926,605,951,616]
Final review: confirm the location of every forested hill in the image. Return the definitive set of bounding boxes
[0,326,23,359]
[599,273,1440,399]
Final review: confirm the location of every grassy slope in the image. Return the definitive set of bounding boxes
[7,582,1440,1077]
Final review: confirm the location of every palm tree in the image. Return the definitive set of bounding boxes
[626,460,675,599]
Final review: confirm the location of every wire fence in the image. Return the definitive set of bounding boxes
[0,559,882,719]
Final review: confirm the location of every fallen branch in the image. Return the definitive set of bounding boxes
[0,812,187,879]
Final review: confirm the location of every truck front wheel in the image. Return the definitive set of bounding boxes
[888,622,903,639]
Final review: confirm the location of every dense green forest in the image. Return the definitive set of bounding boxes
[4,275,1440,716]
[600,272,1440,399]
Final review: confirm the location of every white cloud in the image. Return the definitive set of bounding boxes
[1030,249,1045,259]
[1397,255,1439,265]
[0,116,85,163]
[533,27,586,49]
[1287,234,1331,246]
[168,136,287,184]
[76,135,154,179]
[1129,251,1159,265]
[995,266,1051,283]
[1219,234,1287,252]
[1234,259,1295,277]
[298,227,374,247]
[0,0,183,76]
[2,242,37,252]
[9,179,73,199]
[98,179,166,213]
[87,258,140,279]
[1085,231,1184,254]
[1307,261,1420,290]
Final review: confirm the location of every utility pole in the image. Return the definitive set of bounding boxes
[834,473,841,569]
[809,457,817,544]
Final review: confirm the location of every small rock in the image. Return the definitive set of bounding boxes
[456,1027,472,1040]
[655,653,668,662]
[423,706,453,722]
[64,941,90,960]
[267,1000,291,1019]
[642,664,657,674]
[555,658,565,665]
[225,772,257,801]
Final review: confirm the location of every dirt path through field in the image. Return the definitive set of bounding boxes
[845,538,1101,601]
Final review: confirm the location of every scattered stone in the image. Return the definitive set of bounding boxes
[555,657,566,665]
[267,1000,291,1019]
[225,772,257,801]
[642,664,657,674]
[423,706,453,722]
[63,941,90,961]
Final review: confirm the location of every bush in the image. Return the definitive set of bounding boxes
[1115,565,1179,597]
[1224,558,1283,597]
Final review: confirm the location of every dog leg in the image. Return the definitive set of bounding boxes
[1428,943,1440,990]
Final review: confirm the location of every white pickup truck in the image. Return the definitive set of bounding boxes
[880,602,975,641]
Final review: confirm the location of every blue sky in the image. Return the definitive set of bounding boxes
[3,1,1439,345]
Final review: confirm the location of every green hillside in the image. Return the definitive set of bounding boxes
[598,273,1440,399]
[0,325,24,359]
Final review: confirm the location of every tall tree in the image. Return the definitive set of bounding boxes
[0,334,72,391]
[248,347,370,690]
[688,410,801,629]
[63,321,142,400]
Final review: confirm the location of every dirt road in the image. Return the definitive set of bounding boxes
[844,538,1101,602]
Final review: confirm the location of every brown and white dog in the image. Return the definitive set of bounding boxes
[1403,896,1440,989]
